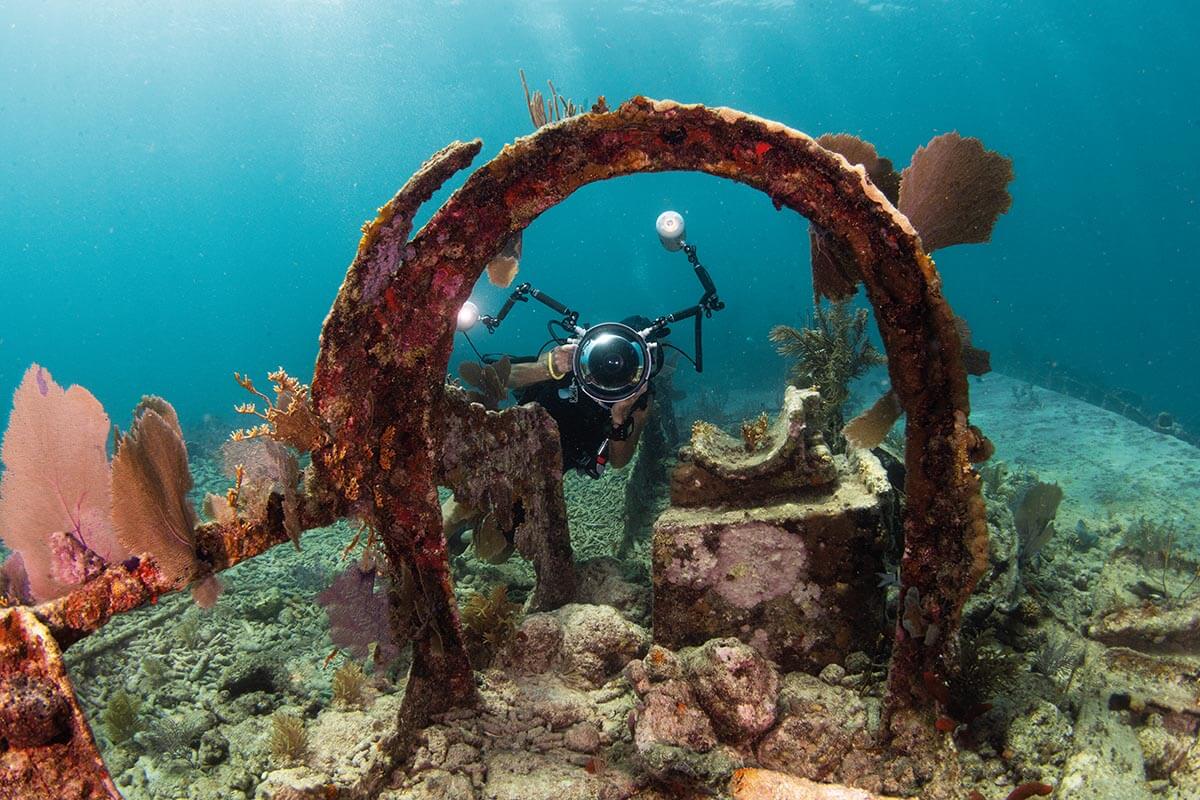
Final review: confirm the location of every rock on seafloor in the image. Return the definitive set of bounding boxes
[730,768,909,799]
[652,448,892,672]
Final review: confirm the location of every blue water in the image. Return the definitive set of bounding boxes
[1,1,1196,432]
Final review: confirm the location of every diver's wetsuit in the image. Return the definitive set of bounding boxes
[514,377,652,475]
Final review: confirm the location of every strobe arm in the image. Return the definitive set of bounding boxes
[639,241,725,373]
[480,283,530,332]
[682,243,725,314]
[642,304,707,373]
[479,282,582,334]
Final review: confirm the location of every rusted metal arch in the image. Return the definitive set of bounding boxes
[311,96,989,739]
[0,96,989,800]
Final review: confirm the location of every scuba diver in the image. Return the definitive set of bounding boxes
[443,211,724,560]
[507,314,658,473]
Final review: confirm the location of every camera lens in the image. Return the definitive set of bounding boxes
[573,323,649,403]
[588,334,637,388]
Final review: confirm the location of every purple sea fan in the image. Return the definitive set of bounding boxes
[317,561,400,665]
[0,364,129,600]
[0,552,32,604]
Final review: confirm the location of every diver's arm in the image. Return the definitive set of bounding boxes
[507,345,576,388]
[607,391,650,469]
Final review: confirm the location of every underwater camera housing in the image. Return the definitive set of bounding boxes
[456,210,724,405]
[573,321,654,404]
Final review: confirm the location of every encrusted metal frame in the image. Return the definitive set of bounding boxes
[1,98,988,798]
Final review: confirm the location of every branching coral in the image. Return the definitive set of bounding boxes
[494,72,604,289]
[740,412,770,452]
[233,368,327,452]
[1121,517,1200,603]
[770,300,885,446]
[565,468,629,560]
[519,68,592,128]
[269,711,308,764]
[101,689,142,746]
[330,660,369,708]
[459,583,521,669]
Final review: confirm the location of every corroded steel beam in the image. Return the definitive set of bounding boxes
[0,607,121,799]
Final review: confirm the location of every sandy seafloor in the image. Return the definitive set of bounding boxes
[52,371,1200,799]
[971,373,1200,537]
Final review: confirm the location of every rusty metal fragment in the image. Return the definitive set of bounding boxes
[437,386,577,610]
[0,607,120,799]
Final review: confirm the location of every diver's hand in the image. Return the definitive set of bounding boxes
[611,382,648,426]
[550,344,576,377]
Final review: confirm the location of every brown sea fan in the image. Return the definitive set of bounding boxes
[809,133,903,302]
[111,404,198,587]
[843,390,904,450]
[816,132,901,203]
[898,131,1014,253]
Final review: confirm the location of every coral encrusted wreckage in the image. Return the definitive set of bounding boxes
[2,96,1046,798]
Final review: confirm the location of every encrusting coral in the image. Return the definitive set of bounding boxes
[436,384,577,610]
